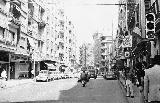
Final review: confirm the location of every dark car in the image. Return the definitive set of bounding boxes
[104,71,117,80]
[88,69,97,79]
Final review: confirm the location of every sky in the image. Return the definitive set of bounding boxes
[63,0,119,46]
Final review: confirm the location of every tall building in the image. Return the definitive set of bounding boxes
[100,35,113,69]
[93,32,102,67]
[0,0,77,79]
[93,32,113,69]
[79,43,94,68]
[0,0,33,79]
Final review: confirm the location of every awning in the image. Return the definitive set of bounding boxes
[61,65,68,67]
[42,60,56,64]
[44,63,56,70]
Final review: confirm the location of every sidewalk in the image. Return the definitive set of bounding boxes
[119,73,143,103]
[1,79,34,89]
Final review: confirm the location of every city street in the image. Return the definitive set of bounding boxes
[0,77,128,103]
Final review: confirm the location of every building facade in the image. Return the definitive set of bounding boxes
[79,43,94,68]
[116,0,160,69]
[92,32,113,70]
[0,0,77,80]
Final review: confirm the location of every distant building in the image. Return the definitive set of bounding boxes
[93,32,113,69]
[79,43,94,68]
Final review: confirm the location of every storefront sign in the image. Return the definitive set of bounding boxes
[122,35,132,48]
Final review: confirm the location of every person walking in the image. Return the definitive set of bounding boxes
[144,55,160,103]
[0,69,7,88]
[125,67,134,98]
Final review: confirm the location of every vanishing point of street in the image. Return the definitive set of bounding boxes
[0,77,127,103]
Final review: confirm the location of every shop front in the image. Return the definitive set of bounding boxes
[0,51,10,80]
[10,53,31,79]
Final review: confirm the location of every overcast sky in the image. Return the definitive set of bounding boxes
[63,0,119,46]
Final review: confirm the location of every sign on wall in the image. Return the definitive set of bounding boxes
[122,35,132,48]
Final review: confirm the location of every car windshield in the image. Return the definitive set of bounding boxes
[40,71,47,74]
[108,72,114,75]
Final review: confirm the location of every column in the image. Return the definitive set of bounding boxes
[8,53,11,80]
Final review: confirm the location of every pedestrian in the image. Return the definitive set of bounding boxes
[0,69,7,88]
[135,62,145,88]
[80,70,88,82]
[31,69,34,79]
[144,55,160,103]
[125,67,134,98]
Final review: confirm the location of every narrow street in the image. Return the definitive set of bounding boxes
[0,77,128,103]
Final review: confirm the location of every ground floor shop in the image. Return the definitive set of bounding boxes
[0,50,32,80]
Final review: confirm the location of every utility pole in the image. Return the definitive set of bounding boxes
[84,45,87,68]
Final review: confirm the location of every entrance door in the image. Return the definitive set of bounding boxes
[10,62,15,79]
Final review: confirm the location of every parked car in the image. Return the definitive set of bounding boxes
[51,71,60,80]
[88,69,97,79]
[48,70,55,81]
[64,73,69,79]
[36,70,52,82]
[104,71,117,80]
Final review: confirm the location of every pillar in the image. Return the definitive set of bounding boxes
[8,53,11,80]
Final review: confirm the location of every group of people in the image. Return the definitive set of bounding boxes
[123,55,160,103]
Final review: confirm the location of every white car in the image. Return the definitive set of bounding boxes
[64,73,69,79]
[36,70,52,82]
[50,71,61,80]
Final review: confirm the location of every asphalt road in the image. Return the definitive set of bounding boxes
[0,77,128,103]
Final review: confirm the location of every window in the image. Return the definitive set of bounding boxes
[69,39,71,43]
[0,27,5,39]
[7,30,15,42]
[20,37,26,49]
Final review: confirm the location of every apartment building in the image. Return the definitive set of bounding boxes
[93,32,102,67]
[93,32,113,69]
[100,35,113,69]
[0,0,34,79]
[79,43,94,68]
[0,0,77,79]
[46,1,77,72]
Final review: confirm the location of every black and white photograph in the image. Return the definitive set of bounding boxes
[0,0,160,103]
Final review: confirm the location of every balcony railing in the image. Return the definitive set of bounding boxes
[0,7,8,16]
[27,26,33,35]
[38,19,46,29]
[8,15,21,26]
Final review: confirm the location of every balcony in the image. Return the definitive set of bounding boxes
[55,38,64,44]
[38,20,46,29]
[8,15,21,26]
[27,26,33,35]
[0,7,8,16]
